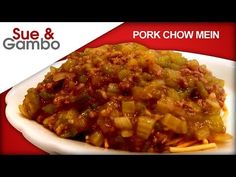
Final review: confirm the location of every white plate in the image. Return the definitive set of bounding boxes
[5,51,235,155]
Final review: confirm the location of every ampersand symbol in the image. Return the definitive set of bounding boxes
[44,28,54,40]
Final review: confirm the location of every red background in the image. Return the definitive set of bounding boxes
[0,22,235,154]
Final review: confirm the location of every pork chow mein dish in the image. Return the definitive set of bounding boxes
[19,42,232,153]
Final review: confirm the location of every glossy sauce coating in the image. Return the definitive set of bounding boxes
[19,43,226,152]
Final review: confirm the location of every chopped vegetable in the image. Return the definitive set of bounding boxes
[195,127,210,140]
[88,131,104,147]
[118,69,130,80]
[39,91,54,100]
[206,115,225,133]
[196,81,208,98]
[114,117,132,129]
[19,88,40,119]
[121,130,133,137]
[137,116,156,139]
[156,97,175,114]
[161,113,187,134]
[122,101,135,114]
[42,104,56,114]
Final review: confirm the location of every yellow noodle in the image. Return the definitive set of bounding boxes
[166,137,184,146]
[169,143,217,153]
[177,140,198,148]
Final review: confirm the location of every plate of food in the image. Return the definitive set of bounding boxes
[5,42,235,154]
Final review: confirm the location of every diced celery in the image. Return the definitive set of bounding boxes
[161,113,187,134]
[127,58,138,67]
[156,97,175,114]
[88,131,104,147]
[187,59,199,70]
[19,88,40,119]
[53,72,75,82]
[206,98,221,114]
[53,72,67,81]
[170,53,187,65]
[49,66,57,74]
[58,109,79,120]
[195,127,210,140]
[150,80,165,88]
[121,130,133,137]
[122,101,135,114]
[137,116,156,139]
[143,85,161,99]
[215,78,224,87]
[114,117,132,129]
[42,104,56,114]
[132,86,145,100]
[206,115,225,133]
[167,89,181,100]
[196,81,208,98]
[121,43,133,54]
[110,109,121,118]
[190,102,202,113]
[84,63,93,71]
[169,63,181,70]
[39,91,54,100]
[118,69,130,80]
[156,55,170,67]
[163,69,181,88]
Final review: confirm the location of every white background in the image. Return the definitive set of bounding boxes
[0,22,122,93]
